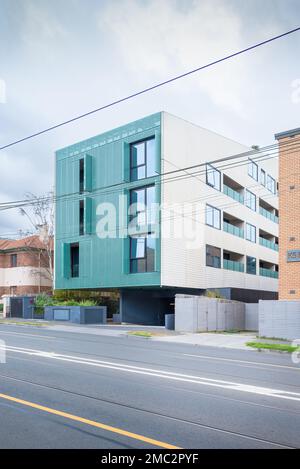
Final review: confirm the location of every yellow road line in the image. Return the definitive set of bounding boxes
[0,392,180,449]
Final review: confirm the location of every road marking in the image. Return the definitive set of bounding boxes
[2,345,300,402]
[0,392,179,449]
[184,354,300,371]
[0,331,57,339]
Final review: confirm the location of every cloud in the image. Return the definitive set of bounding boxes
[99,0,250,114]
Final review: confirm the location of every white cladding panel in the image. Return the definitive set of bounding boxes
[160,112,278,292]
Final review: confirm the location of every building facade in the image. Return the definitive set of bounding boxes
[0,235,53,297]
[275,127,300,299]
[55,112,278,324]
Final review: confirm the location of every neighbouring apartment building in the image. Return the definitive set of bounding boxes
[0,235,53,297]
[55,112,279,325]
[275,127,300,299]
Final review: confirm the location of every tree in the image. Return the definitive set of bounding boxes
[19,192,54,291]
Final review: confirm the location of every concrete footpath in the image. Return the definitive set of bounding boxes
[0,318,257,350]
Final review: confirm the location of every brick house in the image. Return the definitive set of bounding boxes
[0,235,53,297]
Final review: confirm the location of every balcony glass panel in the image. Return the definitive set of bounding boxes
[223,259,244,272]
[259,237,279,251]
[223,221,244,238]
[223,184,244,204]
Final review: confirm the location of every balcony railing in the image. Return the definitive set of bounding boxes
[223,184,244,204]
[259,267,278,279]
[259,206,279,224]
[223,259,244,272]
[259,237,279,251]
[223,221,244,239]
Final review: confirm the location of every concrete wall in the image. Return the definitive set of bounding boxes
[175,295,245,332]
[44,306,107,324]
[245,303,259,331]
[259,300,300,340]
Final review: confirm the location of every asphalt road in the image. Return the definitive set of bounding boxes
[0,324,299,449]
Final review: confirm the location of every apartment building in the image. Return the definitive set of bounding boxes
[55,112,278,324]
[275,127,300,299]
[0,235,53,297]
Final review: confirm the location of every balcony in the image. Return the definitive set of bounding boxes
[223,259,244,272]
[259,267,278,279]
[259,237,279,251]
[223,184,244,204]
[223,221,244,238]
[223,249,244,273]
[259,198,279,224]
[259,206,279,224]
[223,174,244,204]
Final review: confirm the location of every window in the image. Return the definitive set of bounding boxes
[206,164,221,191]
[245,190,256,211]
[130,234,155,273]
[248,159,258,180]
[10,254,17,267]
[79,200,84,236]
[79,158,84,193]
[130,138,156,181]
[260,169,266,186]
[70,243,79,278]
[267,175,276,194]
[246,256,256,275]
[206,245,221,268]
[205,204,221,229]
[129,185,155,227]
[246,223,256,243]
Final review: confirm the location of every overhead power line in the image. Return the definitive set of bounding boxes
[1,26,300,152]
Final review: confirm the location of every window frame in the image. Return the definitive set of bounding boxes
[248,159,258,181]
[206,164,221,191]
[130,137,156,182]
[129,233,155,273]
[79,158,84,194]
[205,204,221,230]
[260,169,266,186]
[267,174,276,194]
[245,189,256,211]
[70,243,79,278]
[206,244,221,269]
[10,253,17,268]
[246,222,256,243]
[129,185,155,227]
[246,256,257,275]
[79,200,84,236]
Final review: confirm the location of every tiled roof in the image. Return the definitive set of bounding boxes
[0,235,53,252]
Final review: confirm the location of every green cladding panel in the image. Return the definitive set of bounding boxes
[55,113,162,290]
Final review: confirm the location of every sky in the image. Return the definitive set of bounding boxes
[0,0,300,235]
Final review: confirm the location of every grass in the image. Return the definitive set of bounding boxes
[0,320,49,327]
[127,331,152,338]
[246,341,300,353]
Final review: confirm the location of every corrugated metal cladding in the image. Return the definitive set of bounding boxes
[55,113,162,290]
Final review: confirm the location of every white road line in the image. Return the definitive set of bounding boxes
[1,344,300,403]
[184,353,299,371]
[0,331,57,339]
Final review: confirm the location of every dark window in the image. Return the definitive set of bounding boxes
[260,169,266,186]
[206,164,221,191]
[248,159,258,180]
[79,158,84,193]
[79,200,84,236]
[10,254,17,267]
[129,185,155,227]
[130,138,156,181]
[205,204,221,229]
[206,245,221,268]
[70,243,79,278]
[130,234,155,273]
[246,256,256,275]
